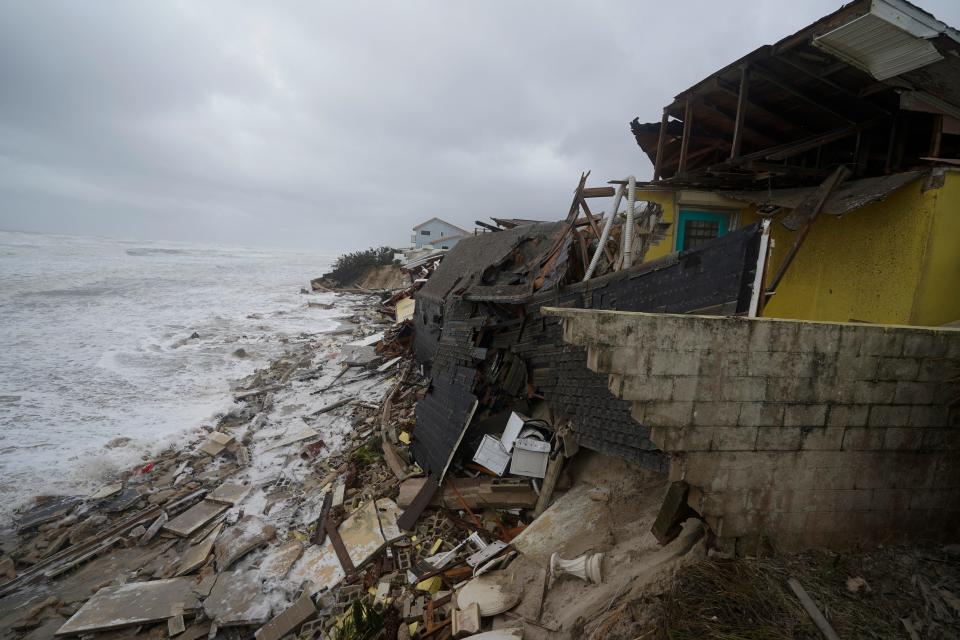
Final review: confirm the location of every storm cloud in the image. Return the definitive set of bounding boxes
[2,1,958,250]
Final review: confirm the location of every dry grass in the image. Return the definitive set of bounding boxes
[603,544,960,640]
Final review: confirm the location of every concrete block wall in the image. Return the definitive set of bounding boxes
[548,307,960,549]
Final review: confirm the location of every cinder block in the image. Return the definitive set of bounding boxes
[917,357,960,382]
[767,377,818,403]
[842,427,884,450]
[764,321,800,352]
[902,333,938,358]
[711,427,758,451]
[909,488,956,510]
[783,404,828,427]
[649,349,700,376]
[858,330,904,357]
[738,402,785,428]
[692,402,741,427]
[797,323,841,354]
[827,404,870,428]
[699,350,749,377]
[834,489,873,511]
[671,376,699,401]
[644,400,693,428]
[876,356,920,381]
[868,405,911,428]
[833,354,878,380]
[620,375,673,402]
[934,456,960,487]
[609,347,648,373]
[870,489,912,511]
[607,373,624,398]
[718,377,767,402]
[756,426,802,450]
[883,428,923,451]
[800,427,845,450]
[893,381,937,405]
[853,380,898,404]
[665,426,713,451]
[747,351,790,378]
[922,428,960,450]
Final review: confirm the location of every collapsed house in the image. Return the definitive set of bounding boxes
[407,0,960,552]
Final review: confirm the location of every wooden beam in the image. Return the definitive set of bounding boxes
[764,166,851,305]
[741,116,887,163]
[711,77,805,132]
[678,100,694,177]
[579,197,616,264]
[930,114,944,158]
[700,99,778,147]
[778,54,890,116]
[653,108,669,181]
[730,66,750,159]
[751,66,855,124]
[582,186,616,198]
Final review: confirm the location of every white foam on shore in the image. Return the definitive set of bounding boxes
[0,231,343,519]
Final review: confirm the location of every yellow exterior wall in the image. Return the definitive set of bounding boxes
[913,172,960,326]
[635,171,960,327]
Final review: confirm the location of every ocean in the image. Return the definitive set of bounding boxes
[0,231,338,518]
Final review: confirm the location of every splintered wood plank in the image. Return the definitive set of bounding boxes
[162,501,228,538]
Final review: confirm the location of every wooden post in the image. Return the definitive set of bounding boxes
[764,166,851,304]
[653,108,669,180]
[930,114,943,158]
[678,100,693,177]
[730,66,749,160]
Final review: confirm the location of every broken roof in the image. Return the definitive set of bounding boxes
[632,0,960,188]
[415,221,566,303]
[726,169,924,216]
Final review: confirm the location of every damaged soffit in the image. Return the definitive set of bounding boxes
[813,0,960,81]
[725,170,923,216]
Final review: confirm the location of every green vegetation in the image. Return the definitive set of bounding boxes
[324,246,398,287]
[351,435,383,469]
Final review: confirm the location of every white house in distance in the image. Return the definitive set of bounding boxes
[410,217,470,250]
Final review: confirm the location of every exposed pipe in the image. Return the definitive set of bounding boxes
[623,175,636,269]
[583,182,625,281]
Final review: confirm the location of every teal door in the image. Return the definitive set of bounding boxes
[676,210,730,251]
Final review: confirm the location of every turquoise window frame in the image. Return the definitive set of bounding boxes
[676,209,730,251]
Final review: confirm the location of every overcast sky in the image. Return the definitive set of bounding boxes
[2,1,959,251]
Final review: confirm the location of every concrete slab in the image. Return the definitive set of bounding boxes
[263,428,320,452]
[203,571,271,627]
[55,577,200,635]
[163,500,227,537]
[175,523,222,576]
[207,482,251,506]
[254,590,315,640]
[259,540,303,581]
[288,499,403,593]
[214,516,276,571]
[199,432,234,457]
[102,488,142,513]
[88,483,123,501]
